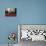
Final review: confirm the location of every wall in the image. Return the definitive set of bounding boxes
[0,0,46,44]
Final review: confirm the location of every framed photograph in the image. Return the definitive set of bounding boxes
[5,8,17,16]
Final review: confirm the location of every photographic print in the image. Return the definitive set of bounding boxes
[5,8,17,16]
